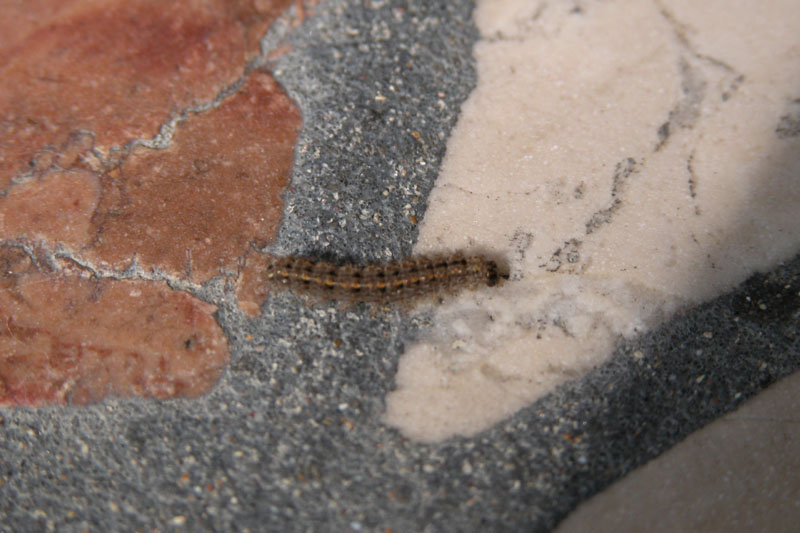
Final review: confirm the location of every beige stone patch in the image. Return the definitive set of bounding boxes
[384,0,800,442]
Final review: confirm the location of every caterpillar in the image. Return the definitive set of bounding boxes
[265,252,508,303]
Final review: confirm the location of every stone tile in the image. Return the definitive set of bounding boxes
[236,249,273,316]
[85,71,300,282]
[0,169,100,248]
[0,246,229,406]
[385,0,800,442]
[0,0,292,187]
[556,371,800,532]
[0,0,301,406]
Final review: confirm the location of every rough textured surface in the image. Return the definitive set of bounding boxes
[0,0,292,187]
[0,251,229,406]
[386,0,800,441]
[0,1,798,532]
[557,370,800,532]
[0,169,100,247]
[0,0,300,405]
[85,71,299,281]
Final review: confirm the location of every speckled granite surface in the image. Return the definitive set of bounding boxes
[1,1,798,531]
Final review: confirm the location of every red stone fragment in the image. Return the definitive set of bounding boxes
[0,249,229,407]
[0,0,293,187]
[0,0,303,406]
[85,71,300,282]
[236,250,274,316]
[0,169,100,248]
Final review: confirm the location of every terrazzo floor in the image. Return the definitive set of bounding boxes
[1,1,798,531]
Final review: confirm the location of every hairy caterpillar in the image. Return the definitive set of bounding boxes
[265,253,508,303]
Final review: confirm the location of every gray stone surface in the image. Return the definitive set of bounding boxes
[1,1,798,531]
[556,371,800,533]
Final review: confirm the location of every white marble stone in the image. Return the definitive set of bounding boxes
[384,0,800,442]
